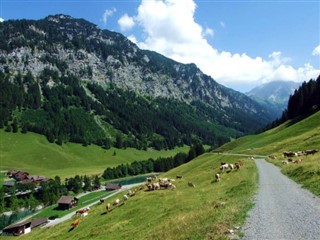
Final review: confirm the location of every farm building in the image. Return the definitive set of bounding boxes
[2,221,31,236]
[57,196,78,210]
[31,218,48,228]
[105,183,122,191]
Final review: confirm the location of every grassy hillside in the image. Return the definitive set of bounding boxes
[0,130,189,179]
[6,154,257,240]
[216,111,320,196]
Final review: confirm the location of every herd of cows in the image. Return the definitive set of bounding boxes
[70,149,320,230]
[269,149,319,165]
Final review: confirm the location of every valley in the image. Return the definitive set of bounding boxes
[0,11,319,240]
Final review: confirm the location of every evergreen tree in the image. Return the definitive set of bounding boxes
[83,175,92,192]
[93,175,100,189]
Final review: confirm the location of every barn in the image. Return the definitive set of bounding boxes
[57,196,78,210]
[2,221,31,236]
[105,183,122,191]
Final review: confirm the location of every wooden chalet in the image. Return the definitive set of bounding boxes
[57,196,78,210]
[105,183,122,191]
[2,221,31,236]
[31,218,49,228]
[26,175,47,185]
[11,171,29,182]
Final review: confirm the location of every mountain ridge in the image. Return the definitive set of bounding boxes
[0,14,274,148]
[246,80,301,117]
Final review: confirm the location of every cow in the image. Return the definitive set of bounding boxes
[305,149,319,155]
[123,194,128,203]
[113,198,120,206]
[215,173,221,182]
[176,175,183,179]
[220,164,229,172]
[100,199,105,204]
[235,162,241,171]
[188,181,195,187]
[283,151,297,158]
[293,159,302,164]
[71,219,80,228]
[106,203,111,212]
[76,208,89,216]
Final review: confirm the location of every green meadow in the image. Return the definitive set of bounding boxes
[217,111,320,196]
[1,111,319,239]
[9,153,257,240]
[0,130,189,179]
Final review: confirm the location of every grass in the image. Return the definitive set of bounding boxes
[216,111,320,197]
[31,191,115,219]
[7,153,257,240]
[0,130,189,179]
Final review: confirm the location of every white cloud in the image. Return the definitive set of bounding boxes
[0,18,4,23]
[204,27,214,37]
[128,34,138,44]
[128,0,319,92]
[102,8,116,25]
[312,45,320,56]
[118,14,135,31]
[220,21,225,28]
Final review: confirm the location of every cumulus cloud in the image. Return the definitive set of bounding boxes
[118,14,135,31]
[312,45,320,56]
[204,27,214,37]
[102,8,116,25]
[125,0,319,92]
[0,18,4,23]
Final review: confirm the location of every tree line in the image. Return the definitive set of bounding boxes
[102,144,205,180]
[266,75,320,129]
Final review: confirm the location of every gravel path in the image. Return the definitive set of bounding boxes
[242,159,320,240]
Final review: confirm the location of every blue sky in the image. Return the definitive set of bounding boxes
[1,0,319,92]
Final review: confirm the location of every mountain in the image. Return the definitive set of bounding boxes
[246,81,301,118]
[0,14,274,149]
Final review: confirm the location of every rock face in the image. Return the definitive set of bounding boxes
[246,81,301,118]
[0,14,274,146]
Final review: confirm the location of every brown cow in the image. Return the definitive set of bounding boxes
[71,219,80,228]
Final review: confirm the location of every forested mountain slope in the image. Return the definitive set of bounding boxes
[0,14,274,149]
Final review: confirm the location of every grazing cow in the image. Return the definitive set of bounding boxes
[71,219,80,228]
[123,194,128,203]
[113,198,120,206]
[293,159,302,164]
[228,163,234,170]
[305,149,319,155]
[283,151,297,158]
[100,199,105,204]
[106,203,111,212]
[76,208,89,216]
[220,164,229,172]
[176,175,183,179]
[215,173,221,182]
[235,162,241,171]
[188,181,195,187]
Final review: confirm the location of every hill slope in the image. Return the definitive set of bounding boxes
[216,110,320,196]
[13,154,257,240]
[0,130,189,179]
